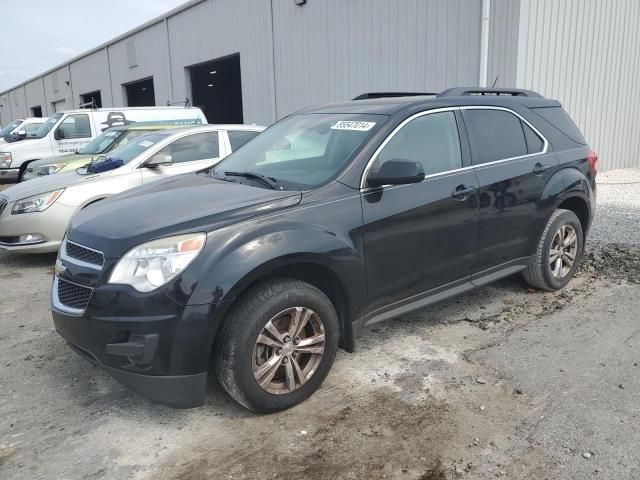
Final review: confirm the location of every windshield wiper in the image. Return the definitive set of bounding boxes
[223,171,280,190]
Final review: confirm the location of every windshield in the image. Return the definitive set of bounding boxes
[214,113,383,189]
[78,130,125,154]
[0,120,23,137]
[32,113,63,139]
[103,132,170,164]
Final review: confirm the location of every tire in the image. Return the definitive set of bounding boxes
[216,278,339,413]
[523,209,584,291]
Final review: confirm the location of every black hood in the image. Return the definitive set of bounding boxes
[68,174,302,258]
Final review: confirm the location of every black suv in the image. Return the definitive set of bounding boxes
[51,88,597,412]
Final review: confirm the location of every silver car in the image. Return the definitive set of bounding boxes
[0,124,264,253]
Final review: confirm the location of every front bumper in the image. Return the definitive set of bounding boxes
[51,275,221,407]
[61,332,208,409]
[0,201,74,253]
[0,168,19,182]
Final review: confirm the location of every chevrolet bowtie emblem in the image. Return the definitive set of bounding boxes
[54,260,67,277]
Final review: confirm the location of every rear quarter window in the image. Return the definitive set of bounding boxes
[531,107,586,144]
[228,130,260,151]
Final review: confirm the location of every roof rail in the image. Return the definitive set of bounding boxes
[352,92,438,100]
[438,87,543,98]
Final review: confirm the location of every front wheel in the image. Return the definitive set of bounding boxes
[216,278,339,413]
[523,209,584,291]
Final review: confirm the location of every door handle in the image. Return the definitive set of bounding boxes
[452,184,476,201]
[533,162,551,175]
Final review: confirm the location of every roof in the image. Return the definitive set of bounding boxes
[300,90,560,117]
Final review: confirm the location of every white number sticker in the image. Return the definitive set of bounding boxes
[331,121,376,132]
[139,140,154,147]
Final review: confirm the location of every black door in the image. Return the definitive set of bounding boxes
[125,78,155,107]
[361,110,479,315]
[189,54,243,123]
[461,107,558,274]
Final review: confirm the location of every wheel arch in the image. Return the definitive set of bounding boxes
[219,255,358,353]
[542,166,593,237]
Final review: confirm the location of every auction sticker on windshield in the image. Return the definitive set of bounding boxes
[331,121,376,131]
[139,140,154,147]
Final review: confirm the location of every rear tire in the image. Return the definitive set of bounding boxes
[523,209,583,291]
[216,278,339,413]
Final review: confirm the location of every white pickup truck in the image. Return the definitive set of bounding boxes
[0,106,206,182]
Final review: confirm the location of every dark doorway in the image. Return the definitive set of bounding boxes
[30,106,43,117]
[80,90,102,108]
[189,54,243,123]
[125,78,155,107]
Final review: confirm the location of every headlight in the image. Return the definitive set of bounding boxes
[108,233,206,292]
[0,152,12,168]
[35,163,67,176]
[12,189,65,215]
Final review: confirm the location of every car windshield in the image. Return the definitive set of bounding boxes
[103,132,171,164]
[32,113,63,138]
[214,113,384,189]
[0,120,23,137]
[78,130,125,154]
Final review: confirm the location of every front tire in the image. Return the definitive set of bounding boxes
[523,209,584,291]
[216,278,339,413]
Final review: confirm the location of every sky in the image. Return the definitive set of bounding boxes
[0,0,189,91]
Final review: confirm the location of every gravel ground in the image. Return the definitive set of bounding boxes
[0,169,639,479]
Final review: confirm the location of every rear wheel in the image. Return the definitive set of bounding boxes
[523,209,583,291]
[216,278,338,412]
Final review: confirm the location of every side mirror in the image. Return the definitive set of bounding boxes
[367,159,425,187]
[53,128,64,140]
[145,153,173,168]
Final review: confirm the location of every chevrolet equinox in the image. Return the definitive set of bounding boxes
[50,88,597,412]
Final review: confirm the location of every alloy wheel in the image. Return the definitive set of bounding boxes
[252,306,325,395]
[549,224,578,278]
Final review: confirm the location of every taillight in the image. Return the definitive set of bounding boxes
[587,149,598,177]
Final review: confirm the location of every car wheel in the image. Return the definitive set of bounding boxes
[216,278,339,413]
[523,209,584,291]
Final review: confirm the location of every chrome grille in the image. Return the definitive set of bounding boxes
[0,196,7,215]
[65,240,104,268]
[57,278,93,311]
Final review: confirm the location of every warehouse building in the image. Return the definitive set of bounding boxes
[1,0,638,171]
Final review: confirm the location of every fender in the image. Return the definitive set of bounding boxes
[172,217,365,306]
[539,165,594,239]
[165,212,366,353]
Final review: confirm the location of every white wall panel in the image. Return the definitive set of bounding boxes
[107,22,171,106]
[43,66,72,113]
[271,0,483,118]
[516,0,640,170]
[70,49,113,107]
[24,79,47,117]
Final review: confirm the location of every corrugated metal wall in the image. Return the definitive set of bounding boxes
[69,49,113,108]
[516,0,640,171]
[272,0,482,118]
[167,0,276,125]
[487,0,521,87]
[107,22,172,107]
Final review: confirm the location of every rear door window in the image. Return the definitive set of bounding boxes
[155,132,219,164]
[462,109,528,164]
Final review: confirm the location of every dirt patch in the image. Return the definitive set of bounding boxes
[581,243,640,283]
[164,389,453,480]
[0,271,21,280]
[0,446,15,467]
